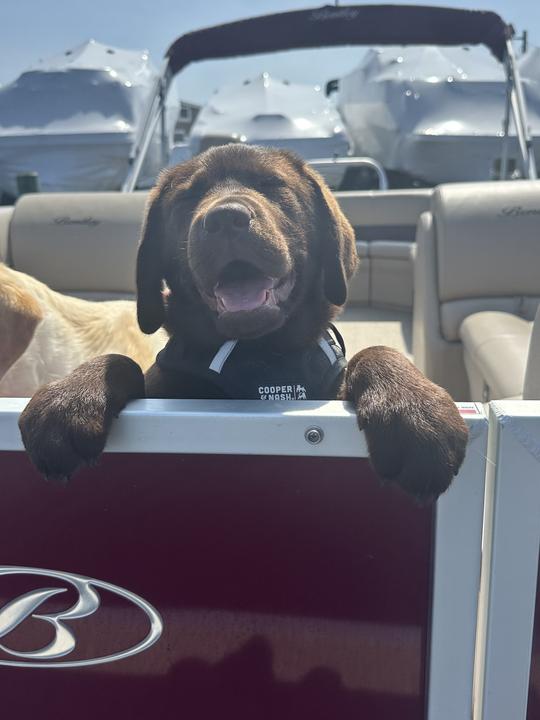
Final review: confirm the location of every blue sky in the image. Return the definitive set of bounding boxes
[1,1,539,104]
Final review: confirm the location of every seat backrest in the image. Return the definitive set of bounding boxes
[336,189,432,242]
[7,192,149,299]
[433,181,540,339]
[337,189,432,307]
[0,206,13,263]
[4,189,432,307]
[414,180,540,399]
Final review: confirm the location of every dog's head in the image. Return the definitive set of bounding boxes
[137,144,357,346]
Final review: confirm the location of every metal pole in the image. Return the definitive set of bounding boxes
[124,107,165,192]
[160,80,169,170]
[505,39,537,179]
[522,30,528,54]
[122,60,172,193]
[122,81,162,192]
[500,67,512,180]
[308,156,389,190]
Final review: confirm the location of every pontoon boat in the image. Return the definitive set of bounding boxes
[1,6,539,719]
[0,39,178,199]
[187,73,354,189]
[335,44,540,185]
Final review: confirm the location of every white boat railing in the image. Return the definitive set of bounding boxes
[308,156,389,191]
[473,400,540,720]
[428,403,488,720]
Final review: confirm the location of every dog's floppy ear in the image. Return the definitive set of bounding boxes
[136,188,167,334]
[305,166,358,306]
[0,276,43,381]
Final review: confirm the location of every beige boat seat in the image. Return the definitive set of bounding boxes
[0,207,13,263]
[2,189,431,309]
[460,312,532,400]
[524,305,540,400]
[337,189,431,308]
[460,304,540,401]
[413,180,540,400]
[3,192,148,299]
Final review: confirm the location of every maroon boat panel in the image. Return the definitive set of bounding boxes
[0,451,433,719]
[527,555,540,718]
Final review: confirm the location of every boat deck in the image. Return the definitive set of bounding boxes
[335,305,413,361]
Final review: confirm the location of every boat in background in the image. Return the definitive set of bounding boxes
[0,39,179,199]
[520,46,540,128]
[335,45,540,186]
[187,72,355,189]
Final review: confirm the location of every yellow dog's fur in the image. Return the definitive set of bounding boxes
[0,264,167,396]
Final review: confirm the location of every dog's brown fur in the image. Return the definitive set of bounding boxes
[19,145,468,500]
[137,144,357,349]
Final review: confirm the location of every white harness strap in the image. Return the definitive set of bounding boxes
[318,337,338,366]
[209,340,238,373]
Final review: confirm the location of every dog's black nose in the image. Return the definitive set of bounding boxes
[203,203,252,234]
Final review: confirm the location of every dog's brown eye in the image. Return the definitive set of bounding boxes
[181,186,203,201]
[256,177,287,192]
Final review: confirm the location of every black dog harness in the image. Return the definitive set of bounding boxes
[156,326,347,400]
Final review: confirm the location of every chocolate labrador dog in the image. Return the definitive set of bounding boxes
[19,144,467,501]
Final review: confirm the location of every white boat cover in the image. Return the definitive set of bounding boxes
[337,46,540,184]
[0,40,178,196]
[188,73,351,161]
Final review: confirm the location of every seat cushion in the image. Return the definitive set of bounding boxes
[460,311,532,400]
[524,305,540,400]
[441,297,540,342]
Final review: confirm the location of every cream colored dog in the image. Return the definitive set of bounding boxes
[0,264,167,396]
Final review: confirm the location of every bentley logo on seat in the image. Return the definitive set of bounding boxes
[0,566,163,668]
[499,206,540,218]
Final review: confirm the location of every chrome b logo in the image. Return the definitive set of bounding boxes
[0,566,162,668]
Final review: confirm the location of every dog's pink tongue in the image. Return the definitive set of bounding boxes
[215,276,274,312]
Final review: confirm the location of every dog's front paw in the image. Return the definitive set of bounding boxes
[19,383,111,481]
[342,347,469,502]
[18,355,144,482]
[359,400,468,503]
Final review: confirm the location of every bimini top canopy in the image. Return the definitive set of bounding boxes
[124,3,535,193]
[165,4,512,76]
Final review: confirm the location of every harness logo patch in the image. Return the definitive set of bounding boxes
[258,384,307,400]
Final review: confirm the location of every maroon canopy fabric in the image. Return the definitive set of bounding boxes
[166,4,511,77]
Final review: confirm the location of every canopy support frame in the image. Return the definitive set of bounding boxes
[121,8,537,192]
[504,39,537,179]
[122,61,173,193]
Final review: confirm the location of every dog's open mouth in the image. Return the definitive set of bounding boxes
[210,261,295,316]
